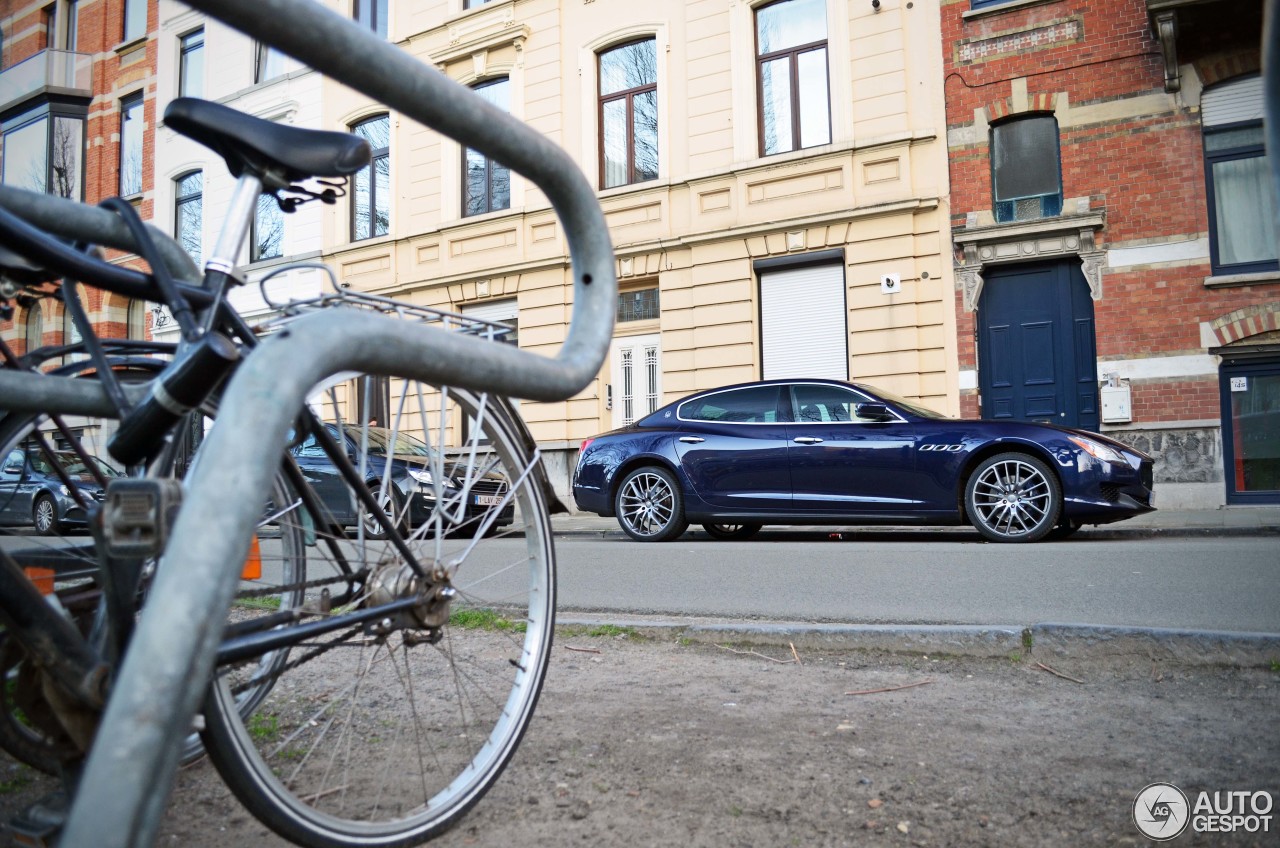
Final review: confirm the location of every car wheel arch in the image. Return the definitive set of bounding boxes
[607,455,685,509]
[954,440,1064,514]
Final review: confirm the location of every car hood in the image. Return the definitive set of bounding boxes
[384,453,507,485]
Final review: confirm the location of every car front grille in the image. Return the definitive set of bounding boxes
[1100,484,1121,504]
[462,479,507,497]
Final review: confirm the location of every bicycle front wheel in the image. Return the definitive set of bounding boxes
[201,377,555,848]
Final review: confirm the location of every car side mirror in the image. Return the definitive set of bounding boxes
[855,402,894,422]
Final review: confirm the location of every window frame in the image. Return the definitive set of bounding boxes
[254,41,287,84]
[616,286,660,323]
[354,0,388,38]
[0,104,87,200]
[24,303,44,353]
[754,0,831,158]
[178,28,204,98]
[350,114,390,241]
[250,192,284,263]
[597,37,659,190]
[174,169,203,262]
[118,93,144,198]
[989,113,1064,224]
[1204,119,1277,276]
[462,77,511,217]
[122,0,146,43]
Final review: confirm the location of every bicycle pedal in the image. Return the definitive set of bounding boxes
[8,790,68,848]
[102,478,184,558]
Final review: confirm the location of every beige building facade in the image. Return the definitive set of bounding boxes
[321,0,956,500]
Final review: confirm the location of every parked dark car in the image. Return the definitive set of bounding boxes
[290,424,514,538]
[572,379,1156,543]
[0,446,120,535]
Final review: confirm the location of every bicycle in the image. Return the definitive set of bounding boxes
[0,4,617,842]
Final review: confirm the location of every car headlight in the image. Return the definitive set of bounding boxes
[407,468,458,488]
[1068,435,1128,465]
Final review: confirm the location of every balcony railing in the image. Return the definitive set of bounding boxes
[0,49,93,115]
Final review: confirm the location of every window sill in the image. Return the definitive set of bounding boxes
[1203,270,1280,289]
[962,0,1063,20]
[114,36,148,57]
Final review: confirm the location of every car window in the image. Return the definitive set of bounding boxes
[295,433,327,459]
[791,384,886,424]
[679,386,782,423]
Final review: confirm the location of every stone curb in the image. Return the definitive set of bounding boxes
[549,524,1280,541]
[557,615,1280,668]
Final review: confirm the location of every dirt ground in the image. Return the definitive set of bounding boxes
[3,631,1278,848]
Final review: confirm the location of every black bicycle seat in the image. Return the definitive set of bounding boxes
[165,97,372,189]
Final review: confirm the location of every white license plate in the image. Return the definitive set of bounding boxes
[474,494,503,506]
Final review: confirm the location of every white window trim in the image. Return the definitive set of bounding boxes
[578,24,669,191]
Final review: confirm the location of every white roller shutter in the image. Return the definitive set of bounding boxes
[462,298,518,344]
[1202,75,1263,127]
[760,263,848,380]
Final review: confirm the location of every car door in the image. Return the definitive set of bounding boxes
[672,385,792,511]
[0,449,27,525]
[785,383,920,514]
[291,430,356,525]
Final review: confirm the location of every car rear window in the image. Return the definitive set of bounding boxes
[679,386,782,423]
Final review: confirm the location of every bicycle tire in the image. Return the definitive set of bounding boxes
[200,376,555,848]
[0,388,308,773]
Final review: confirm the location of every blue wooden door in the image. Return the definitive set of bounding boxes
[978,261,1099,430]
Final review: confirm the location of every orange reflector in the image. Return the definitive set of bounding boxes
[241,536,262,580]
[25,568,55,596]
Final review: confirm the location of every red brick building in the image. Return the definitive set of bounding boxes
[943,0,1276,508]
[1,0,157,353]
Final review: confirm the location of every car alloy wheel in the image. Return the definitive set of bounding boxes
[965,452,1061,543]
[615,467,688,542]
[32,495,59,537]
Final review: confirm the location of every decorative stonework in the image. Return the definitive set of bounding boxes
[956,18,1083,66]
[1210,302,1280,346]
[953,213,1106,312]
[1110,427,1222,484]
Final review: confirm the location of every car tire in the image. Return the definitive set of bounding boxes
[701,522,762,541]
[32,494,61,537]
[615,467,688,542]
[964,452,1061,543]
[360,483,402,540]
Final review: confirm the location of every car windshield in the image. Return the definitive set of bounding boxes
[340,426,435,458]
[856,385,949,419]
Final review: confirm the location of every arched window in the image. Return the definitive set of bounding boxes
[127,299,148,340]
[463,79,511,216]
[598,39,658,188]
[24,303,43,354]
[351,114,390,240]
[175,170,203,262]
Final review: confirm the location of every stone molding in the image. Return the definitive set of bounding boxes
[953,213,1106,312]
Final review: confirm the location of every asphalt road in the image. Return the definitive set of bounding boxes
[551,533,1280,633]
[4,530,1276,633]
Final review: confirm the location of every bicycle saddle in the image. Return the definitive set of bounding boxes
[165,97,372,189]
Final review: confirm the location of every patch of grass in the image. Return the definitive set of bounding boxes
[1021,628,1034,650]
[729,805,743,818]
[0,773,31,794]
[1008,651,1024,664]
[235,595,283,611]
[247,711,280,743]
[1271,659,1280,674]
[451,608,526,633]
[585,624,638,639]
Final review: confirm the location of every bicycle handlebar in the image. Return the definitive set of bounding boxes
[177,0,617,401]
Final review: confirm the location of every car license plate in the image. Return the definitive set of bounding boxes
[474,494,503,506]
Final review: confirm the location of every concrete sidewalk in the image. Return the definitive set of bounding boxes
[550,505,1280,539]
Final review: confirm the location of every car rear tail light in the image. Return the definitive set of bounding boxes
[579,438,595,454]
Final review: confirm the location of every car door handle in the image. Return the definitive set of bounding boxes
[678,436,705,444]
[792,436,823,445]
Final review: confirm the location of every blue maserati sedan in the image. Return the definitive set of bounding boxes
[572,379,1155,543]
